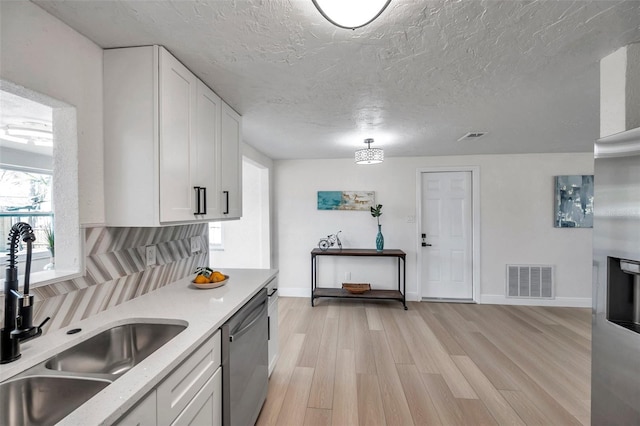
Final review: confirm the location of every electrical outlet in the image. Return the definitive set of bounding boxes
[345,272,351,281]
[145,245,156,266]
[407,215,416,223]
[190,237,200,253]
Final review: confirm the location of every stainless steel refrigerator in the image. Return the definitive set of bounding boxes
[592,128,640,425]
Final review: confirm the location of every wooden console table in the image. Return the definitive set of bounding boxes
[311,248,407,310]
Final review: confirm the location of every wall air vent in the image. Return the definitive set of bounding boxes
[457,132,487,141]
[506,265,554,299]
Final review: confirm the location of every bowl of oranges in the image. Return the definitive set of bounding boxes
[193,267,229,289]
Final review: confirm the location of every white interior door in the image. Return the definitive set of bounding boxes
[420,171,473,299]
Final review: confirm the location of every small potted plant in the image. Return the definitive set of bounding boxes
[44,224,55,270]
[371,204,384,252]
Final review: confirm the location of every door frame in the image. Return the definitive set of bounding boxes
[415,166,481,302]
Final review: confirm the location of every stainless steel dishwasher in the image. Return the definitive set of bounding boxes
[221,288,268,426]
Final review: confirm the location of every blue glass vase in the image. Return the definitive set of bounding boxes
[376,224,384,252]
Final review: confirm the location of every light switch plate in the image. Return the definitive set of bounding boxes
[145,245,156,266]
[190,237,200,254]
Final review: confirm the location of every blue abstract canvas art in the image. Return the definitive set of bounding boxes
[317,191,375,211]
[554,175,594,228]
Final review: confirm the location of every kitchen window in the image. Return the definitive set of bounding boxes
[0,168,53,249]
[209,222,224,250]
[0,167,54,265]
[0,81,81,284]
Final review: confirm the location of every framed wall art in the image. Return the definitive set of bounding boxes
[554,175,594,228]
[317,191,375,211]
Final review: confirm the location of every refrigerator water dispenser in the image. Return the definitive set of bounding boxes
[607,257,640,333]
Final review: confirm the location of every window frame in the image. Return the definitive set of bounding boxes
[209,222,224,251]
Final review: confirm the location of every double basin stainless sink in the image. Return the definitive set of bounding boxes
[1,321,186,425]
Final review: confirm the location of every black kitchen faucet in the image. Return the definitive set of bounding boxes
[1,222,50,364]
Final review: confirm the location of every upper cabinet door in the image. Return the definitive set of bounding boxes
[220,103,242,219]
[158,47,198,223]
[194,81,222,219]
[104,45,243,226]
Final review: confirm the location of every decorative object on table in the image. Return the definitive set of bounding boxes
[355,138,384,164]
[311,0,392,30]
[342,283,371,294]
[317,191,375,211]
[554,175,594,228]
[318,231,342,251]
[44,224,55,270]
[193,266,229,289]
[371,203,384,251]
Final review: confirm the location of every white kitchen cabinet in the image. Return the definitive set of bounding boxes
[194,80,223,219]
[104,45,240,226]
[220,103,242,219]
[158,47,198,223]
[116,330,222,426]
[266,277,279,376]
[157,330,221,425]
[114,390,157,426]
[171,367,222,426]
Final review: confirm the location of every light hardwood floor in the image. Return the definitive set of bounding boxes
[257,298,591,426]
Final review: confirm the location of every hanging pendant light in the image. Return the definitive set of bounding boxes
[355,138,384,164]
[312,0,392,30]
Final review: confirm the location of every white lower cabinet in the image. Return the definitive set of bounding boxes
[157,331,220,425]
[171,367,221,426]
[267,295,279,377]
[115,330,222,426]
[116,391,157,426]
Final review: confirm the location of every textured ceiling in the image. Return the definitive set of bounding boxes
[33,0,640,160]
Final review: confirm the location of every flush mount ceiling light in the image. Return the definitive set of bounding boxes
[5,123,53,140]
[312,0,392,30]
[0,128,28,144]
[355,138,384,164]
[1,123,53,147]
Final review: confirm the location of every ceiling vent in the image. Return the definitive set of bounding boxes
[457,132,487,141]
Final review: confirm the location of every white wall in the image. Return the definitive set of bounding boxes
[243,143,276,268]
[0,1,104,225]
[210,158,270,268]
[600,42,640,136]
[274,153,594,306]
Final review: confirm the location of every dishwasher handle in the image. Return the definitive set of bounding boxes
[229,301,267,342]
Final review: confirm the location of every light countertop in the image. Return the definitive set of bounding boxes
[0,268,278,425]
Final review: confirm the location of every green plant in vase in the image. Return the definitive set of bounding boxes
[44,224,55,270]
[44,224,54,257]
[371,204,384,252]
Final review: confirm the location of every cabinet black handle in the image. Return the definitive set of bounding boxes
[223,191,229,215]
[202,187,207,215]
[194,186,201,215]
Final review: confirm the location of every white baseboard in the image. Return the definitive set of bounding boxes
[278,287,310,298]
[279,289,591,308]
[279,288,422,302]
[406,292,420,302]
[480,294,592,308]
